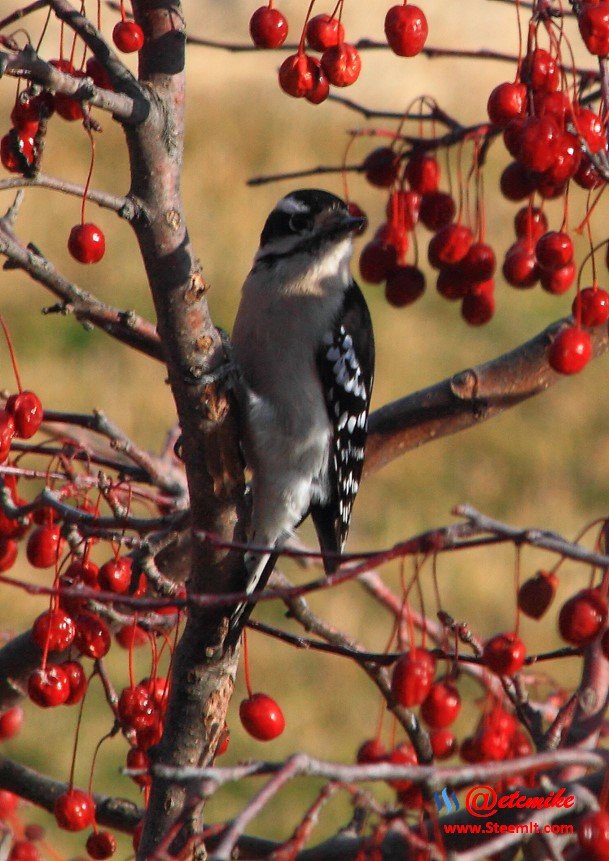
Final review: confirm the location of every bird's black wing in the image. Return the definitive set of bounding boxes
[310,281,375,573]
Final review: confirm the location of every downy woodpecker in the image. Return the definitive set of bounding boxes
[231,189,374,628]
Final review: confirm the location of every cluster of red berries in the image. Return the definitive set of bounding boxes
[0,391,43,469]
[356,148,496,323]
[250,3,428,103]
[1,1,146,264]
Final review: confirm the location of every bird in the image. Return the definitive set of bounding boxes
[230,188,375,632]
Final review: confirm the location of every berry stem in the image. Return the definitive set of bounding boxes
[68,679,89,790]
[242,628,253,698]
[0,315,23,394]
[299,0,317,53]
[81,127,97,226]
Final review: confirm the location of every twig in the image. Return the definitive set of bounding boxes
[152,749,606,789]
[0,218,163,361]
[0,174,141,219]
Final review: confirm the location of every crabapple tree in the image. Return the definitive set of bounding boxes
[0,1,608,860]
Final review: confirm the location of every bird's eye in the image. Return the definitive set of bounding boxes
[289,213,312,233]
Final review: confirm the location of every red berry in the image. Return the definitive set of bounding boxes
[458,242,496,283]
[74,611,111,659]
[385,265,425,307]
[54,788,95,831]
[278,52,315,98]
[436,266,469,301]
[0,411,15,463]
[86,830,117,859]
[577,810,609,859]
[387,743,417,791]
[51,65,86,121]
[0,705,23,739]
[306,14,343,52]
[1,129,36,174]
[305,58,330,105]
[404,153,440,194]
[8,841,40,861]
[518,570,558,619]
[483,632,526,675]
[500,162,538,203]
[420,679,461,728]
[118,685,157,730]
[115,623,148,649]
[6,391,43,439]
[521,48,560,92]
[576,155,605,189]
[573,287,609,326]
[59,660,88,705]
[514,206,548,241]
[239,693,285,740]
[548,326,592,375]
[518,115,561,172]
[11,95,41,134]
[391,648,436,707]
[487,81,527,127]
[320,43,361,87]
[216,724,230,756]
[573,106,607,153]
[545,131,581,184]
[127,747,151,787]
[28,664,70,707]
[539,261,575,295]
[85,57,114,91]
[250,6,288,49]
[533,89,572,122]
[356,738,387,764]
[419,191,455,231]
[461,289,495,325]
[112,20,145,53]
[99,556,132,594]
[26,524,64,568]
[32,609,76,652]
[359,241,398,283]
[0,789,18,818]
[558,588,608,645]
[429,728,456,760]
[502,240,539,288]
[363,147,400,188]
[536,231,574,270]
[65,558,100,587]
[578,3,609,56]
[0,538,18,572]
[428,223,473,268]
[68,223,106,264]
[384,4,428,57]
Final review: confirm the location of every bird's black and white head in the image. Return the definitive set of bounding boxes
[253,189,365,285]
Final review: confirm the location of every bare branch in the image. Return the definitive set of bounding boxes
[0,217,163,361]
[365,318,609,474]
[0,173,140,218]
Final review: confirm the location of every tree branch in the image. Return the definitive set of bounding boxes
[0,214,163,361]
[365,317,609,474]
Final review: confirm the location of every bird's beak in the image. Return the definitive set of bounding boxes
[320,211,366,239]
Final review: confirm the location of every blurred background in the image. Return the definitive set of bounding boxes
[0,0,607,855]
